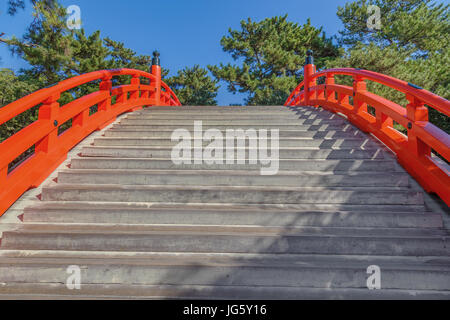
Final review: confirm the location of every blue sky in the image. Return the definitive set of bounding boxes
[0,0,352,105]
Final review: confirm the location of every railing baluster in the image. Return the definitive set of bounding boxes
[129,75,140,101]
[99,77,112,113]
[73,108,89,128]
[141,77,150,100]
[35,93,60,155]
[376,112,393,131]
[325,74,335,103]
[406,94,431,159]
[353,76,367,114]
[97,76,115,128]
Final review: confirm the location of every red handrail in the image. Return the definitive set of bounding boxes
[285,59,450,206]
[0,67,181,216]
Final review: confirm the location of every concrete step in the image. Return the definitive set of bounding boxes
[93,137,381,149]
[119,117,348,129]
[57,169,410,187]
[70,158,400,171]
[0,253,449,291]
[21,201,429,216]
[6,223,448,237]
[112,123,351,131]
[119,118,347,126]
[2,250,449,269]
[136,107,328,113]
[103,129,367,139]
[0,283,449,300]
[126,114,301,120]
[1,229,448,255]
[127,115,345,121]
[41,184,424,205]
[22,202,441,228]
[80,146,386,160]
[141,106,290,111]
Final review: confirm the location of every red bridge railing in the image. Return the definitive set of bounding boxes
[0,57,181,216]
[286,51,450,206]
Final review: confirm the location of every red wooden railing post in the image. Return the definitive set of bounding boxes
[353,76,367,113]
[406,94,431,159]
[129,75,140,101]
[129,75,142,111]
[97,76,115,129]
[98,76,112,112]
[151,51,162,106]
[303,50,316,106]
[325,73,335,103]
[35,93,61,154]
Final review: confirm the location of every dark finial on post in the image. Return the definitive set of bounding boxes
[305,50,314,65]
[152,51,160,66]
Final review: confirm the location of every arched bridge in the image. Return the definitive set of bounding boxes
[0,52,449,299]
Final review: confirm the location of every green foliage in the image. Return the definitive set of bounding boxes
[333,0,450,133]
[1,0,448,149]
[336,0,450,54]
[208,15,339,105]
[165,65,219,106]
[0,69,39,142]
[4,0,72,86]
[0,0,167,144]
[0,69,37,107]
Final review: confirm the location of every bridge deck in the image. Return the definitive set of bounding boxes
[0,106,449,299]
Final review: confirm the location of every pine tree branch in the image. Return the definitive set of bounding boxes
[0,33,38,48]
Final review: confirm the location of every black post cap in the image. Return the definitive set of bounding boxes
[305,49,314,65]
[152,51,160,66]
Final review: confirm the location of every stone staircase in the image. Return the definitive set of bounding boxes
[0,105,449,299]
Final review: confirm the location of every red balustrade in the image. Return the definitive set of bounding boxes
[286,52,450,206]
[0,63,181,216]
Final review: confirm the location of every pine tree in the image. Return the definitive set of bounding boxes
[208,15,339,105]
[3,0,72,86]
[332,0,449,133]
[337,0,449,54]
[0,69,38,142]
[165,65,219,106]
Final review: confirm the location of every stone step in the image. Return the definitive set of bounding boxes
[2,250,449,269]
[57,169,410,187]
[22,202,441,227]
[80,146,386,160]
[41,184,424,205]
[127,115,344,121]
[112,123,351,131]
[1,229,447,256]
[103,129,366,139]
[22,201,429,216]
[0,283,448,300]
[141,106,290,111]
[6,223,448,238]
[93,137,381,149]
[119,118,346,126]
[126,114,301,120]
[0,253,449,291]
[70,158,400,172]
